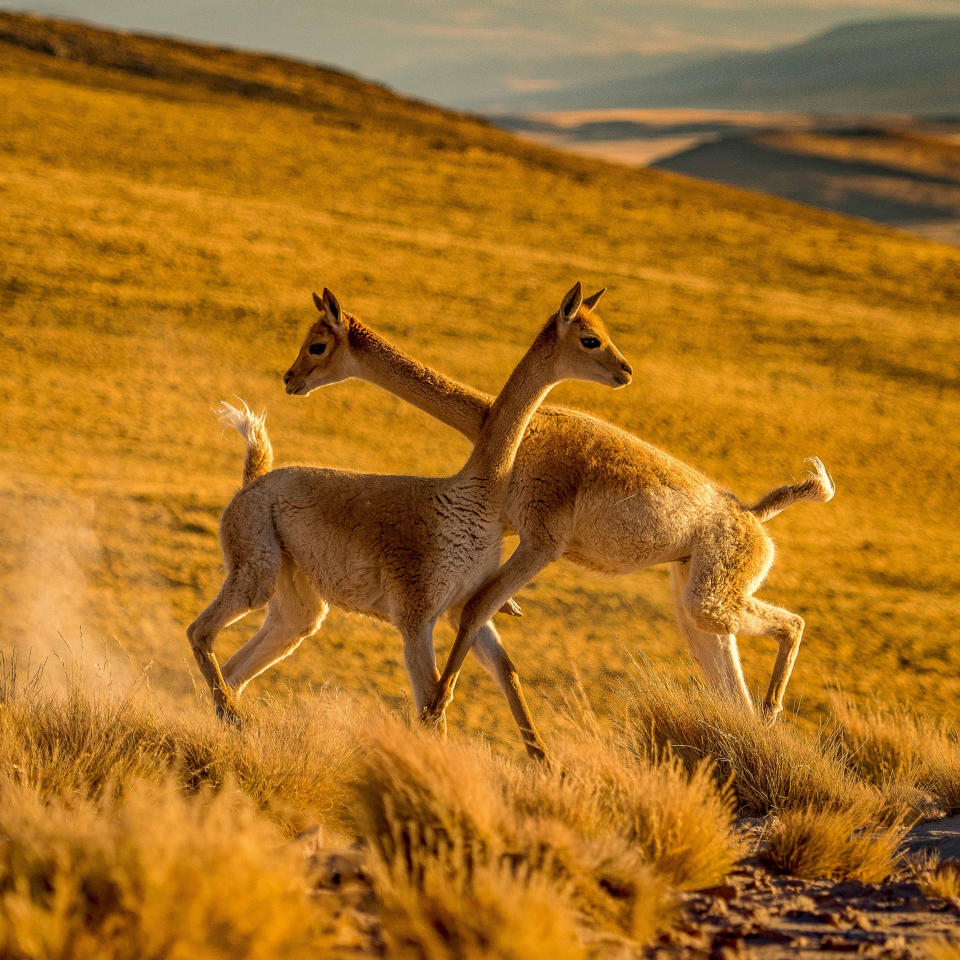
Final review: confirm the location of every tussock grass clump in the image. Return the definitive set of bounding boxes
[0,777,352,960]
[912,855,960,903]
[830,694,960,816]
[505,725,744,890]
[351,718,678,946]
[762,804,908,882]
[618,664,870,816]
[373,848,588,960]
[0,659,360,833]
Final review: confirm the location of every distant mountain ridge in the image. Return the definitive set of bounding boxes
[506,18,960,114]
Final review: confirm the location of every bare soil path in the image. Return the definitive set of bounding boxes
[650,817,960,959]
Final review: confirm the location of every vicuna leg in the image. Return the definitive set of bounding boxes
[681,539,803,721]
[399,619,443,730]
[221,566,328,694]
[187,564,278,720]
[739,598,804,720]
[471,621,548,762]
[668,561,754,713]
[427,540,555,722]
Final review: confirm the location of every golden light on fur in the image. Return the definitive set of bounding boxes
[189,284,629,760]
[280,295,836,741]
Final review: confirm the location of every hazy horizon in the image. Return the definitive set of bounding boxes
[2,0,957,107]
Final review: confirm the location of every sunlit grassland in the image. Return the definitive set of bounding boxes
[1,18,959,755]
[2,655,957,957]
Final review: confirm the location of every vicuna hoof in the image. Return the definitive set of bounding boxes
[499,598,523,617]
[760,701,783,726]
[419,705,448,736]
[214,693,244,728]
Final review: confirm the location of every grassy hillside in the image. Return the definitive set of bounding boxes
[1,14,959,751]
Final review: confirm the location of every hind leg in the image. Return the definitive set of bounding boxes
[187,565,277,721]
[737,599,804,721]
[222,566,328,694]
[669,561,753,712]
[682,546,803,721]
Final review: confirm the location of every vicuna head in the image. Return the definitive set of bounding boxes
[545,281,632,389]
[283,282,631,396]
[283,288,357,396]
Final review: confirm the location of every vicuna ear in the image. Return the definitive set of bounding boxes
[559,281,583,322]
[313,287,345,329]
[582,287,606,312]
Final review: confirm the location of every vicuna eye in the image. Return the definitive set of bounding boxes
[308,343,327,356]
[580,337,601,349]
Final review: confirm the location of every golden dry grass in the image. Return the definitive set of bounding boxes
[830,694,960,816]
[373,852,592,960]
[2,650,958,956]
[0,656,749,956]
[762,804,908,882]
[0,778,350,960]
[913,856,960,903]
[1,16,959,952]
[619,664,877,817]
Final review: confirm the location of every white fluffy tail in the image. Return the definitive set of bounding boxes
[748,457,835,523]
[216,398,273,487]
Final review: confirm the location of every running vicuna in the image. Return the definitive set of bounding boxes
[282,287,835,747]
[188,283,631,748]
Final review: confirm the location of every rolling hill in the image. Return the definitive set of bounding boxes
[504,18,960,114]
[1,12,959,750]
[655,126,960,246]
[499,112,960,244]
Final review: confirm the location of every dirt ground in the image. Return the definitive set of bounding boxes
[648,817,960,959]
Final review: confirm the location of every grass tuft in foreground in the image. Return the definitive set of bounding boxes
[830,694,960,816]
[911,854,960,904]
[3,655,959,956]
[618,664,876,817]
[351,718,679,946]
[0,657,360,833]
[0,657,748,956]
[0,777,352,960]
[761,804,909,882]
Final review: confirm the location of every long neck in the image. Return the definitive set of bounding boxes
[348,320,492,442]
[457,324,558,488]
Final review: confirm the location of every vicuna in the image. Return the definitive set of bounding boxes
[188,282,630,756]
[282,287,834,752]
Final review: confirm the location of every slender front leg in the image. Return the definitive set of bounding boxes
[425,541,553,723]
[472,622,548,762]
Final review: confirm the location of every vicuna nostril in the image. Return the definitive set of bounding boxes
[621,362,633,376]
[283,370,294,384]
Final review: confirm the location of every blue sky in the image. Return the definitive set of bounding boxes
[4,0,957,105]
